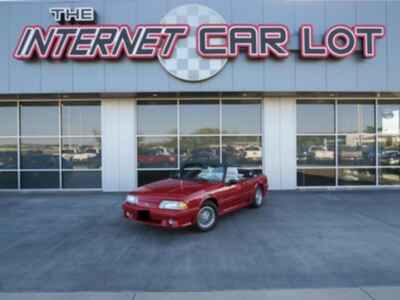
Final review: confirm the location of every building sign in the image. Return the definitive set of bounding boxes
[13,4,385,82]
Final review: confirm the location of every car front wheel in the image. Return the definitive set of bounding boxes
[251,187,264,208]
[195,201,218,232]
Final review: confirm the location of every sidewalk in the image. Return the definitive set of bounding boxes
[0,287,399,300]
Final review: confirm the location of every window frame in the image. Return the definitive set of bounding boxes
[0,99,102,191]
[297,98,400,188]
[136,97,264,185]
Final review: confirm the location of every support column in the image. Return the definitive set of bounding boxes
[263,97,297,190]
[102,99,137,192]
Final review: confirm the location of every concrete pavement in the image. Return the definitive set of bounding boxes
[1,190,400,292]
[1,287,400,300]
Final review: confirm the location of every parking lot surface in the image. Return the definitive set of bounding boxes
[1,190,400,292]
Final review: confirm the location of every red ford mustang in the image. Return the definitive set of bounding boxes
[122,164,268,231]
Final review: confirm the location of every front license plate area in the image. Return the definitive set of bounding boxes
[137,210,150,221]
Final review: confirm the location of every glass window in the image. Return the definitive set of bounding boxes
[0,138,17,169]
[338,134,375,166]
[138,170,177,186]
[137,99,263,185]
[378,101,400,134]
[183,166,225,183]
[0,103,17,136]
[297,100,335,134]
[297,169,335,186]
[0,172,18,189]
[379,135,400,166]
[180,136,220,166]
[137,101,177,135]
[20,102,59,136]
[62,171,101,189]
[21,171,60,189]
[180,100,219,135]
[62,137,101,169]
[0,101,102,190]
[379,168,400,185]
[338,168,376,186]
[338,100,375,134]
[222,136,262,167]
[222,100,261,134]
[62,101,101,136]
[20,138,60,169]
[297,136,335,166]
[138,137,177,168]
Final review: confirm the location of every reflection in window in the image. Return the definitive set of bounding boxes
[297,136,335,166]
[62,137,101,169]
[222,136,262,167]
[0,172,18,189]
[338,101,375,134]
[378,102,400,134]
[180,136,219,166]
[298,100,400,187]
[20,138,60,169]
[379,168,400,185]
[21,171,60,189]
[297,100,335,134]
[62,102,101,136]
[138,170,177,186]
[222,100,261,134]
[138,137,177,168]
[180,101,219,135]
[0,103,17,136]
[62,171,101,188]
[0,101,102,190]
[338,135,375,166]
[137,101,177,135]
[338,168,376,186]
[20,102,59,136]
[379,135,400,166]
[0,139,17,169]
[137,99,263,185]
[297,169,335,186]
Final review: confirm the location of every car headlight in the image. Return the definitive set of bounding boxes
[126,195,138,204]
[159,200,188,210]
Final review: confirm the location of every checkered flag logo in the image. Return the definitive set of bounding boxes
[158,4,227,82]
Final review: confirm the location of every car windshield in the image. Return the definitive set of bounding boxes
[182,166,224,183]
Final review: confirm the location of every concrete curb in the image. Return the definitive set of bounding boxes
[1,287,400,300]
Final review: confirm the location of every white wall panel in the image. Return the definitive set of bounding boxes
[279,98,297,189]
[118,100,137,191]
[263,97,296,190]
[263,98,281,189]
[102,99,137,192]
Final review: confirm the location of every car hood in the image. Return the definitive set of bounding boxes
[132,178,218,200]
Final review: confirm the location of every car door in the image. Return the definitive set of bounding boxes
[218,167,243,211]
[240,178,255,204]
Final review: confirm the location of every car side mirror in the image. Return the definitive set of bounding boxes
[226,179,238,186]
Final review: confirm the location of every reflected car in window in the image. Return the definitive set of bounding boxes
[308,145,334,161]
[181,147,219,165]
[122,163,268,232]
[380,150,400,166]
[138,147,177,168]
[244,145,262,161]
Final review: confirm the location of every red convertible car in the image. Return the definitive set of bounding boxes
[122,164,268,231]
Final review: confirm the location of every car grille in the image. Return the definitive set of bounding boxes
[137,210,151,222]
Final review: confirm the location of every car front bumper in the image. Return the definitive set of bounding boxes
[122,202,197,228]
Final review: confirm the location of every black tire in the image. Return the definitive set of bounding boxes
[195,201,218,232]
[251,186,264,208]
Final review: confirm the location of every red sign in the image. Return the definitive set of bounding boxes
[14,23,385,61]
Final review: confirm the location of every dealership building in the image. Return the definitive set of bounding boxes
[0,0,400,191]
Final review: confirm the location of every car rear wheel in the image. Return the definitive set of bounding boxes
[251,187,264,208]
[195,201,218,232]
